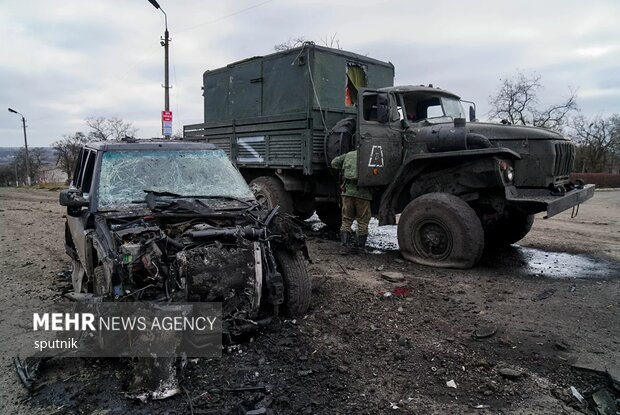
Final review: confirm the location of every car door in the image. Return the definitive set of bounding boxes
[65,148,97,277]
[356,89,404,186]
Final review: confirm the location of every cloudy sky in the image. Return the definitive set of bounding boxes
[1,0,618,147]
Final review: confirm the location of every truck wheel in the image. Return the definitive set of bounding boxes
[249,176,294,214]
[397,193,484,269]
[484,212,534,246]
[274,250,311,316]
[315,202,342,230]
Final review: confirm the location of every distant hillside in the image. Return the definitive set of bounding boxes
[0,147,56,166]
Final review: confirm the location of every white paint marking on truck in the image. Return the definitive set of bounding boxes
[368,145,384,167]
[237,136,265,163]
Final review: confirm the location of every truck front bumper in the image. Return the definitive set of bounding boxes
[505,184,595,218]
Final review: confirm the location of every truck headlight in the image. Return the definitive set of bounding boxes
[499,160,514,183]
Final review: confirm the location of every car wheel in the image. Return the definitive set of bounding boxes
[249,176,294,214]
[397,193,484,269]
[274,250,311,316]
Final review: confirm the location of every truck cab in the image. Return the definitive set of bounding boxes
[349,85,593,267]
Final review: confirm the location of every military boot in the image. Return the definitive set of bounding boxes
[356,235,368,253]
[340,231,351,255]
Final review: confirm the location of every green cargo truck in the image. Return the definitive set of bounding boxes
[184,43,594,268]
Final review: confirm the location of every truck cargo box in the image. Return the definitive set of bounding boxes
[184,43,394,174]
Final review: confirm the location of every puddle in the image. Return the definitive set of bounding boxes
[306,214,619,278]
[305,216,399,250]
[485,245,620,279]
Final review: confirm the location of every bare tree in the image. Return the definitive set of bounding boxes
[320,33,341,49]
[86,117,137,141]
[13,147,45,184]
[0,165,14,187]
[273,34,342,51]
[571,114,620,172]
[274,37,307,52]
[488,71,578,131]
[53,132,87,182]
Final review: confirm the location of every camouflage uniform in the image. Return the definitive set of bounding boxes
[331,151,372,249]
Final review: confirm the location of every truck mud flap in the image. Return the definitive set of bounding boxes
[505,184,595,218]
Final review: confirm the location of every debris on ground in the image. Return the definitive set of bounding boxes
[446,379,457,389]
[498,368,522,379]
[570,385,586,406]
[472,325,497,340]
[532,288,557,301]
[381,271,405,282]
[591,389,616,415]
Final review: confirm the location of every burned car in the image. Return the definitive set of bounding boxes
[60,140,311,332]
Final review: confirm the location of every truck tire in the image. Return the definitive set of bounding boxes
[397,193,484,269]
[274,250,311,316]
[249,176,294,214]
[315,202,342,230]
[484,212,534,246]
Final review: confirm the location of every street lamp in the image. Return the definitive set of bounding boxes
[7,107,31,186]
[147,0,172,138]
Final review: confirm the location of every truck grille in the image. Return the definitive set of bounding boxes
[554,141,574,179]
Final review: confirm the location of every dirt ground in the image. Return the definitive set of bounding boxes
[0,187,618,414]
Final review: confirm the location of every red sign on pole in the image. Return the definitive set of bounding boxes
[162,111,173,122]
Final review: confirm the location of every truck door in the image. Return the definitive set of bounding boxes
[356,89,403,186]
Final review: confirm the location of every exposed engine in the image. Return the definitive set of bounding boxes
[89,202,305,334]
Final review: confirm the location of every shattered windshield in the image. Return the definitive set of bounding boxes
[97,149,254,211]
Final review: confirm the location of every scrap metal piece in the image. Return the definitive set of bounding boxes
[14,356,44,390]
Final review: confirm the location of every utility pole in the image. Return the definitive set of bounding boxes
[8,108,31,186]
[147,0,172,138]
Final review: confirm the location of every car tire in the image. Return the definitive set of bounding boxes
[484,212,534,246]
[397,193,484,269]
[274,250,311,316]
[315,202,342,230]
[249,176,294,214]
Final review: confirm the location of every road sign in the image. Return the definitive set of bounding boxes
[163,122,173,136]
[162,110,173,122]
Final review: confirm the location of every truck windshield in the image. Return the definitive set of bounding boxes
[440,97,466,119]
[403,93,466,122]
[97,149,255,210]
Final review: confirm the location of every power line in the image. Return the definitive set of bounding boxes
[177,0,274,33]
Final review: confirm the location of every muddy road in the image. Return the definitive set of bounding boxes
[0,187,618,414]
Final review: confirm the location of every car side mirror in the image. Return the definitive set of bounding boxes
[59,189,89,208]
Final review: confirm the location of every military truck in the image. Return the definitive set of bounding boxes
[184,43,594,268]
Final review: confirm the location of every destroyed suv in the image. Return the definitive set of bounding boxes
[59,140,311,332]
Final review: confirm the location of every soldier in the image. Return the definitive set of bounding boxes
[331,150,372,253]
